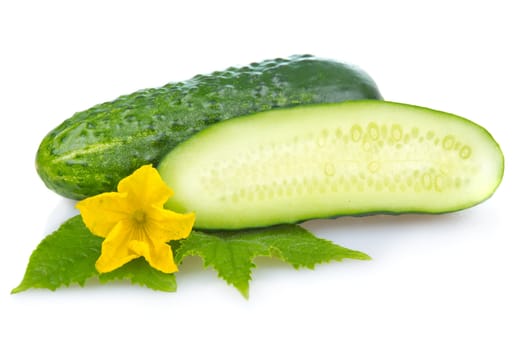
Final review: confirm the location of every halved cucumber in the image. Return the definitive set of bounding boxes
[158,100,504,230]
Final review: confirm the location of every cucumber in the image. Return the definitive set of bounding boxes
[36,54,382,199]
[158,100,504,230]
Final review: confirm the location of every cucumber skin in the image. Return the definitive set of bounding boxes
[36,54,382,199]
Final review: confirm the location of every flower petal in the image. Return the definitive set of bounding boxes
[146,207,195,242]
[118,165,173,207]
[95,221,139,273]
[128,240,177,273]
[77,164,195,274]
[76,192,131,237]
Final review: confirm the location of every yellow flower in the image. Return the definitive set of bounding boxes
[76,164,195,274]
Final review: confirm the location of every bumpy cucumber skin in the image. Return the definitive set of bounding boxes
[36,54,382,199]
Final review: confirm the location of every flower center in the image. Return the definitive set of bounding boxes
[132,210,147,224]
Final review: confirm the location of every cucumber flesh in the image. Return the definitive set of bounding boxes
[158,100,504,230]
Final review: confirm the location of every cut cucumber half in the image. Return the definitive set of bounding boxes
[158,100,504,230]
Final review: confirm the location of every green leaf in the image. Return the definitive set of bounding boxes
[14,217,367,295]
[13,215,176,293]
[12,215,101,293]
[175,224,370,298]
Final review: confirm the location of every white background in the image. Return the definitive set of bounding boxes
[1,1,523,349]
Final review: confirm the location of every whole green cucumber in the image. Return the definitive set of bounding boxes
[36,54,382,199]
